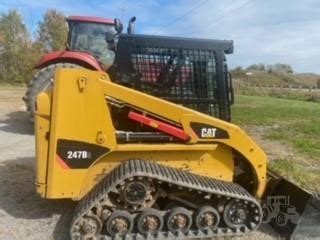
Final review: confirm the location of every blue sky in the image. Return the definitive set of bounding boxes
[1,0,320,73]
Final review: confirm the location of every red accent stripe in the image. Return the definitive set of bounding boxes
[128,111,190,141]
[56,155,70,169]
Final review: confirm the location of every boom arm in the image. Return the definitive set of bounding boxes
[99,72,268,198]
[35,68,267,200]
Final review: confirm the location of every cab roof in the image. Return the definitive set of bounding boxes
[67,16,114,25]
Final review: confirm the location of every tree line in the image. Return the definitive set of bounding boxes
[0,9,315,87]
[233,63,294,74]
[0,9,67,84]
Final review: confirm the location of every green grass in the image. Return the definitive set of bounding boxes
[235,86,320,103]
[232,95,320,191]
[270,159,320,192]
[232,95,320,158]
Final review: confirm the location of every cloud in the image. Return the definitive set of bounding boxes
[1,0,320,72]
[145,0,320,73]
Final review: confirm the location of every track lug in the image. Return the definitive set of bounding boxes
[186,230,195,237]
[135,233,144,240]
[156,231,165,239]
[176,231,184,237]
[167,231,174,238]
[249,222,257,230]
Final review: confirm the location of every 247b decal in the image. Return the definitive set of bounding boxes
[67,150,92,159]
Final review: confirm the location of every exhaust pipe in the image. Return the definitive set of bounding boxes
[263,170,320,239]
[127,16,136,34]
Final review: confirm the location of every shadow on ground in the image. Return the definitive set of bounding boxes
[0,157,75,240]
[0,111,34,135]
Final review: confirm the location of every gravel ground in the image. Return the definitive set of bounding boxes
[0,87,276,240]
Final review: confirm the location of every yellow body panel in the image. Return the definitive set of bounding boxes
[35,92,51,197]
[35,69,268,201]
[79,144,234,200]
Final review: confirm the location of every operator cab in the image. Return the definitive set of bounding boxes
[67,16,117,52]
[66,16,119,68]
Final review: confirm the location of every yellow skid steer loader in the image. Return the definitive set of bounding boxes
[34,34,320,239]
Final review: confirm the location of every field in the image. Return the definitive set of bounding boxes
[232,70,320,88]
[232,95,320,192]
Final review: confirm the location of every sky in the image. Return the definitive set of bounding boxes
[1,0,320,73]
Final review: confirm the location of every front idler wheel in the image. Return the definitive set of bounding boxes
[106,210,133,237]
[194,206,220,231]
[137,208,164,235]
[166,207,192,234]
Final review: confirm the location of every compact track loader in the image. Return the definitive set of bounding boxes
[34,34,320,239]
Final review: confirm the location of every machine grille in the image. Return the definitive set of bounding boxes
[112,34,233,119]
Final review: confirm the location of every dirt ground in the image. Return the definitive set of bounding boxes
[0,87,277,240]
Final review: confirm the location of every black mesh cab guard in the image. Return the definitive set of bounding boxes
[111,34,234,121]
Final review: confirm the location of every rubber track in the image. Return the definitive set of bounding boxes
[71,159,262,239]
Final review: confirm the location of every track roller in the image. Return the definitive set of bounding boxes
[194,206,220,231]
[137,208,164,235]
[166,207,192,234]
[106,210,133,236]
[79,214,102,239]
